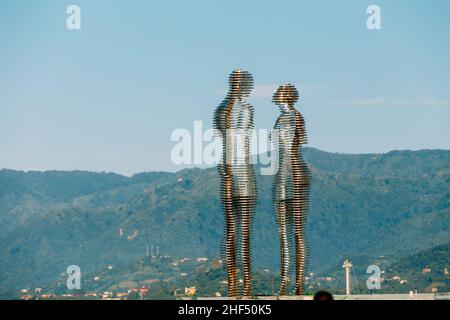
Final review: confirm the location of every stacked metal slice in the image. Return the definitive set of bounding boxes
[213,69,257,297]
[272,84,311,296]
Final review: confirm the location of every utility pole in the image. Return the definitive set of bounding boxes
[343,259,353,295]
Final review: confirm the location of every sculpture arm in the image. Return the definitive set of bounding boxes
[295,111,308,145]
[270,116,281,141]
[213,101,230,139]
[237,103,254,130]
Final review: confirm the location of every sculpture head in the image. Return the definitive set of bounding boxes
[272,84,299,111]
[228,69,253,98]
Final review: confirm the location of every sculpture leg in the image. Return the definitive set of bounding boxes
[225,206,238,296]
[224,176,238,297]
[278,200,290,295]
[292,199,305,296]
[295,159,311,296]
[240,196,253,297]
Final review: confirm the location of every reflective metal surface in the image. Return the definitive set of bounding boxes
[213,69,257,297]
[272,84,311,295]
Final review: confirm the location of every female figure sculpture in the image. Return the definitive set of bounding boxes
[272,84,311,295]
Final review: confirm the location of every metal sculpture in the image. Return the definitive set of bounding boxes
[271,84,311,295]
[214,69,257,297]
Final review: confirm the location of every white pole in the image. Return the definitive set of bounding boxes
[343,259,353,295]
[346,267,350,295]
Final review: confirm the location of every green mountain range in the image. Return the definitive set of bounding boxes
[0,148,448,297]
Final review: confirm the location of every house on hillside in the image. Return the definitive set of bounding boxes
[185,286,196,296]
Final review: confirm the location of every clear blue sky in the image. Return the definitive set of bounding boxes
[1,0,449,175]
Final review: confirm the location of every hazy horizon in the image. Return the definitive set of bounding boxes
[1,146,448,177]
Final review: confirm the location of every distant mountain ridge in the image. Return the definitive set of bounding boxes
[0,148,448,297]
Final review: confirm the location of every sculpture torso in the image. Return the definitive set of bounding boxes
[274,108,304,201]
[214,97,256,198]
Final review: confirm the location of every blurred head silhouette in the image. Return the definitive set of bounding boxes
[272,83,299,111]
[228,69,254,98]
[313,290,334,301]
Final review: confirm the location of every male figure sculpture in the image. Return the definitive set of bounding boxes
[214,69,257,297]
[272,84,311,295]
